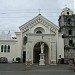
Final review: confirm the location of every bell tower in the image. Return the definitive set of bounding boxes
[59,7,75,63]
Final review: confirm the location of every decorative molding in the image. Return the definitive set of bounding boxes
[27,41,32,43]
[19,14,59,32]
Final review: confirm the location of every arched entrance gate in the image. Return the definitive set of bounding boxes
[33,42,49,64]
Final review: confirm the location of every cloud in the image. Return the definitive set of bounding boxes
[0,0,74,36]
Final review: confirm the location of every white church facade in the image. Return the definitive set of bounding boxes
[0,14,64,65]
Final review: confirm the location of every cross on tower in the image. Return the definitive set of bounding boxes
[65,4,67,7]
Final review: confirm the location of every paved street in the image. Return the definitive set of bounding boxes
[0,63,75,75]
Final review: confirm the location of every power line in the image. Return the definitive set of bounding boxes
[0,8,74,11]
[0,8,74,16]
[0,9,64,11]
[0,16,59,18]
[0,12,61,14]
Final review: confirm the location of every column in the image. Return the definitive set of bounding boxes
[56,30,58,63]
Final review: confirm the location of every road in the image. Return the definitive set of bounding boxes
[0,63,74,75]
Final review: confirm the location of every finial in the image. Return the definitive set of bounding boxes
[38,9,41,14]
[65,4,67,8]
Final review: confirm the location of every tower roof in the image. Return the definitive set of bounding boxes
[62,7,71,11]
[61,7,73,15]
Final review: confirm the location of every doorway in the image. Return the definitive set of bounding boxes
[23,51,26,63]
[33,42,49,64]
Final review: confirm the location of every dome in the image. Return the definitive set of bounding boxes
[61,7,73,15]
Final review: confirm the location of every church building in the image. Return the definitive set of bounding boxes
[0,12,64,65]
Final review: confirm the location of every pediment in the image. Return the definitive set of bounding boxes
[19,14,59,32]
[50,30,56,34]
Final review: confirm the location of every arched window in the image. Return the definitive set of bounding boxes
[34,27,45,34]
[67,12,69,15]
[23,36,27,45]
[68,30,72,35]
[4,45,7,52]
[69,40,73,46]
[36,31,42,34]
[1,45,3,52]
[67,18,71,24]
[8,45,10,52]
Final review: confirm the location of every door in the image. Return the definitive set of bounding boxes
[23,51,26,63]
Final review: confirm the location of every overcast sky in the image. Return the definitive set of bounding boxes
[0,0,74,36]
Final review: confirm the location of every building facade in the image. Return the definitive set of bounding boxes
[19,14,64,64]
[59,7,75,63]
[0,32,19,62]
[0,14,64,65]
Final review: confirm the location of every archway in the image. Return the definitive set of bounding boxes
[33,42,49,64]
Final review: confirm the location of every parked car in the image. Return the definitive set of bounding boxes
[0,57,8,63]
[16,57,21,63]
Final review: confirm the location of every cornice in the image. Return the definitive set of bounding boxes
[0,40,17,42]
[19,14,59,33]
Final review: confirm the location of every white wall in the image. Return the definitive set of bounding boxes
[15,32,22,60]
[57,34,64,60]
[0,41,17,62]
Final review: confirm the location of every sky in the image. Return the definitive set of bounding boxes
[0,0,74,36]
